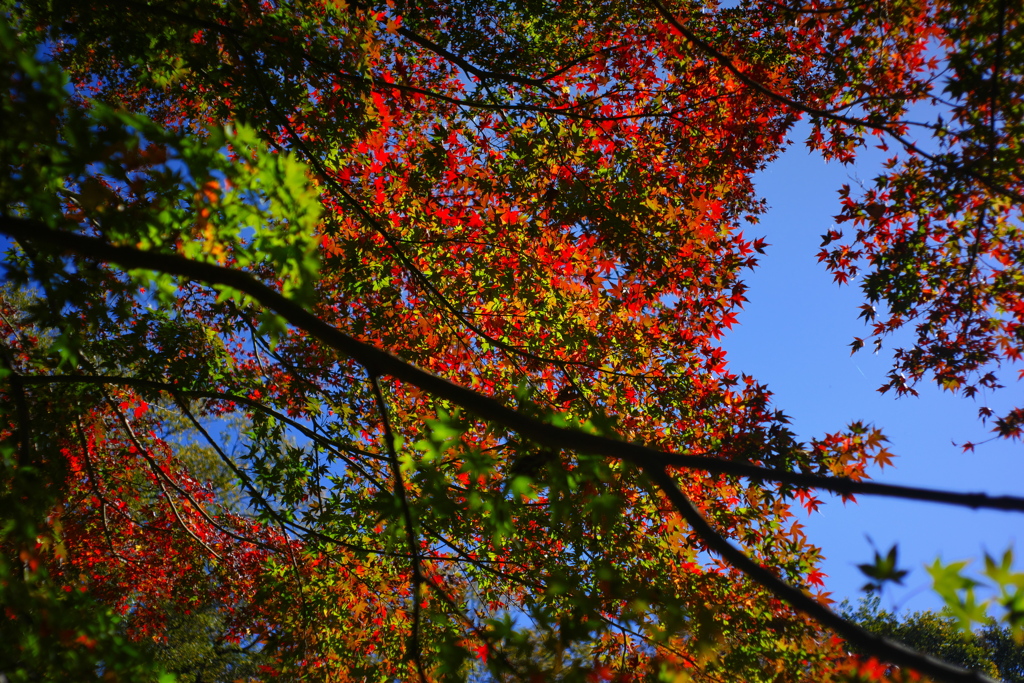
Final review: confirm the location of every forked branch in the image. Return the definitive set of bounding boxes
[0,216,1012,683]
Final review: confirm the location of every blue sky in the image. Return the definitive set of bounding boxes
[722,124,1023,616]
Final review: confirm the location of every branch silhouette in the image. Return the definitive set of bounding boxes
[1,215,1011,683]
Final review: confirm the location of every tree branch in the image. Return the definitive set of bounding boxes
[1,216,1013,683]
[4,219,1024,515]
[648,0,1024,206]
[647,467,998,683]
[370,372,427,682]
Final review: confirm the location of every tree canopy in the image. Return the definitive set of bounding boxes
[843,597,1024,683]
[1,0,1022,681]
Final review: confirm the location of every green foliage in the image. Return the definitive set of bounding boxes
[1,0,1023,681]
[0,16,321,341]
[0,547,172,681]
[858,544,910,594]
[843,596,1023,682]
[928,550,1024,636]
[131,602,272,683]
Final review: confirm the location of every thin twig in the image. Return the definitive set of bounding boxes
[73,417,138,564]
[102,389,224,560]
[4,217,1017,683]
[370,372,427,683]
[0,340,31,468]
[648,0,1024,205]
[7,222,1024,506]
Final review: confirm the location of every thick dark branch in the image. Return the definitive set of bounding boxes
[370,373,426,682]
[648,468,998,683]
[4,217,1024,515]
[2,217,1012,682]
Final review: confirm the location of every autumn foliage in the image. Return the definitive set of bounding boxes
[1,0,1022,681]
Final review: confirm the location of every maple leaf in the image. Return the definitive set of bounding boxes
[3,3,1021,681]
